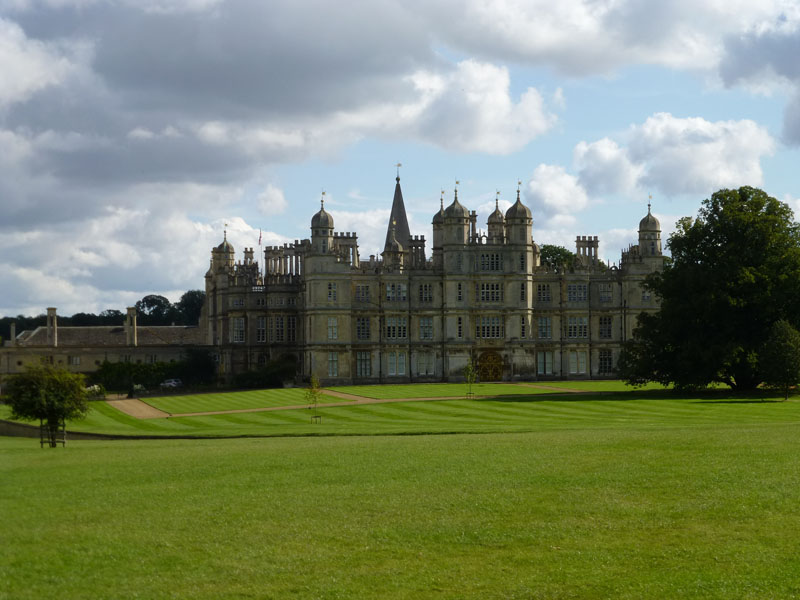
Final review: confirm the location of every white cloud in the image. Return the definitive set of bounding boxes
[574,137,642,197]
[256,184,288,216]
[525,164,589,228]
[0,18,77,108]
[629,113,775,194]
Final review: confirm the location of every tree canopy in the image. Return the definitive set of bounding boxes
[539,244,577,269]
[760,320,800,400]
[619,187,800,390]
[5,365,89,447]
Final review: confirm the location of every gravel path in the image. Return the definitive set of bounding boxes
[107,398,169,419]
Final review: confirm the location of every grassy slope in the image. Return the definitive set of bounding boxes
[143,387,312,414]
[3,422,800,599]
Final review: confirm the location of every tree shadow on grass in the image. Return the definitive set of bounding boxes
[479,389,677,403]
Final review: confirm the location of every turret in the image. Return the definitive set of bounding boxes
[443,184,470,245]
[505,186,532,245]
[310,194,334,254]
[638,202,662,257]
[487,193,505,242]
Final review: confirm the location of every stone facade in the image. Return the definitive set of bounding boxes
[205,178,665,384]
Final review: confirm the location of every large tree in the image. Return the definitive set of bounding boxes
[5,365,89,447]
[619,187,800,390]
[760,320,800,400]
[174,290,205,325]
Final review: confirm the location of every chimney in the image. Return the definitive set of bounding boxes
[46,307,58,347]
[8,322,15,347]
[126,307,138,347]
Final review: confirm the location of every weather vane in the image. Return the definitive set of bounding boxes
[321,190,326,209]
[396,163,402,178]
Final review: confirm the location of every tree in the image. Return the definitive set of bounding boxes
[619,187,800,390]
[306,374,321,418]
[760,320,800,401]
[539,244,577,269]
[463,358,477,398]
[5,365,89,447]
[175,290,205,325]
[135,294,175,325]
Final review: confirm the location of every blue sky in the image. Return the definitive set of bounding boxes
[2,0,800,316]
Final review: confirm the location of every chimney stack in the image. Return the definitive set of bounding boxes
[46,308,58,347]
[126,307,138,347]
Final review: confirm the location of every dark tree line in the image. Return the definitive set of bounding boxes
[0,290,205,342]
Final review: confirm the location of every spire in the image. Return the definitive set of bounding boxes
[384,174,411,252]
[517,180,521,202]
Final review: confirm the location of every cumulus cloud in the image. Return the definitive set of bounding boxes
[256,184,288,216]
[525,164,589,228]
[574,138,642,197]
[629,113,775,194]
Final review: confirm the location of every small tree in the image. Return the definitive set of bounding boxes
[5,365,89,447]
[306,374,321,417]
[464,358,477,398]
[760,320,800,401]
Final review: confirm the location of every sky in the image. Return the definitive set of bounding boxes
[2,0,800,317]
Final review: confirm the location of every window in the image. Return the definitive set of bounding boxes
[520,316,526,339]
[479,252,503,271]
[418,284,433,303]
[256,297,266,307]
[518,227,526,242]
[520,283,526,301]
[388,352,406,376]
[419,317,433,340]
[322,239,328,254]
[356,317,370,340]
[328,352,338,377]
[537,284,551,303]
[599,349,614,374]
[417,352,434,375]
[599,283,612,303]
[642,289,652,302]
[385,317,407,340]
[569,351,587,374]
[355,284,370,302]
[476,316,504,339]
[519,253,526,271]
[567,284,588,302]
[537,351,553,375]
[232,317,245,343]
[456,253,463,272]
[356,352,371,376]
[478,282,503,302]
[287,316,297,342]
[256,316,267,343]
[327,317,338,340]
[386,283,408,301]
[538,316,552,339]
[567,316,588,339]
[457,316,463,339]
[457,283,463,302]
[275,316,285,342]
[230,297,245,308]
[69,355,81,366]
[599,316,612,339]
[327,282,337,302]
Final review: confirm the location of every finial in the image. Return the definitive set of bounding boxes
[396,162,402,182]
[223,223,228,240]
[440,190,445,210]
[648,193,652,213]
[496,190,501,209]
[454,179,459,202]
[321,190,326,209]
[517,180,522,201]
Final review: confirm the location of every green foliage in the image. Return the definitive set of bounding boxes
[539,244,577,269]
[760,320,800,400]
[175,290,205,325]
[305,374,321,415]
[5,365,89,447]
[620,187,800,390]
[91,360,173,391]
[463,358,477,395]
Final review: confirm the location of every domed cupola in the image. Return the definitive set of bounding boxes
[487,193,505,241]
[432,193,445,226]
[311,196,334,230]
[505,185,533,245]
[639,205,661,232]
[638,199,662,257]
[210,229,235,273]
[311,193,335,254]
[443,183,470,245]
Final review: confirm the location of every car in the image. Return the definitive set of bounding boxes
[159,378,183,390]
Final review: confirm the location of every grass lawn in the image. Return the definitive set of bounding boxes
[3,418,800,599]
[143,387,312,414]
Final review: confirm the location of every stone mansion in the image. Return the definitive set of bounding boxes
[205,178,664,383]
[1,177,664,385]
